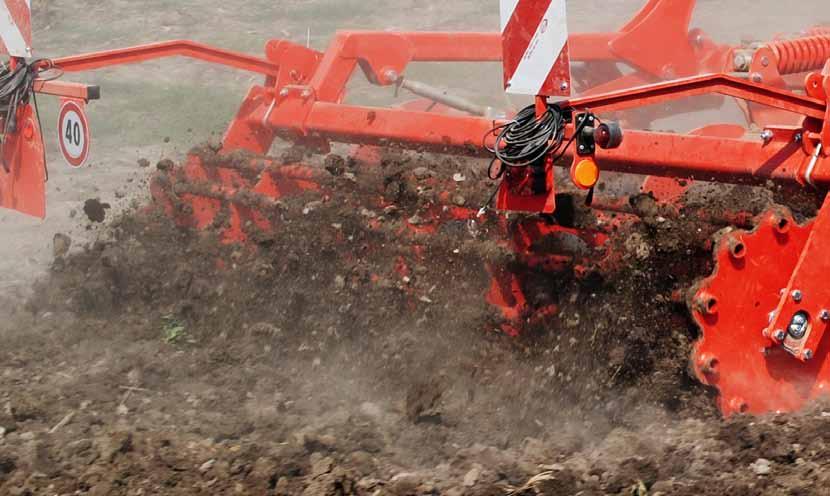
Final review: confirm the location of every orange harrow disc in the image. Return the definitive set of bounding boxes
[150,153,325,244]
[689,208,827,416]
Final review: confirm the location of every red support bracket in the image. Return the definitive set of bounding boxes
[34,80,100,102]
[609,0,698,78]
[767,193,830,362]
[0,103,46,218]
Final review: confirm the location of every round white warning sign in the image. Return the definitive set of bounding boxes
[58,100,90,168]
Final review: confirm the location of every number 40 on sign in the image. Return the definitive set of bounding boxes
[57,99,91,168]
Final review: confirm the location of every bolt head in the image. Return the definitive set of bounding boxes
[791,290,803,302]
[279,88,290,97]
[820,309,830,321]
[383,69,399,83]
[794,133,803,143]
[804,349,814,360]
[761,56,770,67]
[559,81,569,91]
[751,73,763,83]
[774,329,787,341]
[760,130,774,142]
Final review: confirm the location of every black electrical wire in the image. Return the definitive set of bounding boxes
[485,103,566,170]
[479,104,594,214]
[0,59,54,175]
[484,105,595,176]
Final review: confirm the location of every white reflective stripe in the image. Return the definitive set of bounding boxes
[805,143,822,188]
[0,1,29,56]
[499,0,520,32]
[506,0,567,95]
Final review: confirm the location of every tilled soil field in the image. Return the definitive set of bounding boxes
[2,148,830,495]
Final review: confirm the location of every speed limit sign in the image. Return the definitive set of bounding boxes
[58,100,91,168]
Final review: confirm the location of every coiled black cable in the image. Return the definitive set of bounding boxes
[478,104,592,213]
[485,103,567,179]
[0,60,38,132]
[484,104,597,180]
[0,59,55,175]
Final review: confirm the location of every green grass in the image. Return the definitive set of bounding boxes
[162,315,187,344]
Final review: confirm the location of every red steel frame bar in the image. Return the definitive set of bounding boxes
[33,80,99,101]
[564,74,827,119]
[267,100,822,186]
[50,40,281,76]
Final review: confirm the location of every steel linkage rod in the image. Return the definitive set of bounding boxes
[563,73,826,119]
[49,40,280,77]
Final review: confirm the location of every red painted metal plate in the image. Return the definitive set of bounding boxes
[0,102,45,217]
[689,209,830,416]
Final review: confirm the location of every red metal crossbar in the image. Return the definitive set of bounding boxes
[50,40,280,77]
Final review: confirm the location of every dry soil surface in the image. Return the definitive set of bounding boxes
[2,1,830,495]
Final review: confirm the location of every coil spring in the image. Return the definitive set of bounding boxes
[768,35,830,74]
[805,26,830,37]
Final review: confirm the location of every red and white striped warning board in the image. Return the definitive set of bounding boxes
[0,0,31,58]
[501,0,571,97]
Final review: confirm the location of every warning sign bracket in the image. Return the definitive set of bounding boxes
[500,0,572,97]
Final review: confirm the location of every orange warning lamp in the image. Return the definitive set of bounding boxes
[571,158,600,190]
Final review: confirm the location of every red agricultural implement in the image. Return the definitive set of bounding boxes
[2,0,830,417]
